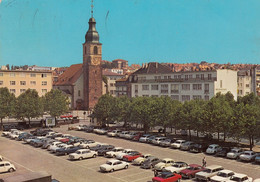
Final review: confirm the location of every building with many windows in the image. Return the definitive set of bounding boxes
[0,70,52,97]
[125,62,237,101]
[237,70,252,97]
[102,69,125,96]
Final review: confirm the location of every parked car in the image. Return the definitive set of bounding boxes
[141,156,162,169]
[215,147,231,157]
[159,138,176,147]
[239,151,257,162]
[154,158,174,171]
[90,144,112,152]
[105,147,125,158]
[152,171,182,182]
[97,145,115,156]
[118,131,130,138]
[116,149,135,160]
[195,165,224,181]
[206,144,222,154]
[99,159,128,172]
[107,130,121,137]
[152,137,167,145]
[180,164,205,179]
[10,131,24,140]
[189,143,208,153]
[47,141,62,151]
[123,151,142,162]
[50,143,68,153]
[17,132,32,141]
[30,128,52,136]
[132,154,152,165]
[210,169,235,182]
[56,146,80,155]
[163,162,188,173]
[170,140,186,149]
[95,128,108,135]
[42,139,56,149]
[226,148,244,159]
[180,141,195,151]
[84,126,95,133]
[139,134,151,142]
[69,149,97,160]
[0,161,16,173]
[226,173,253,182]
[79,140,101,149]
[147,135,158,144]
[255,153,260,163]
[132,133,143,141]
[125,132,139,140]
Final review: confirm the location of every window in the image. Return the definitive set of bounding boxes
[164,76,167,79]
[20,73,26,77]
[178,75,181,79]
[174,75,177,79]
[171,95,179,101]
[182,84,190,90]
[208,74,212,80]
[246,84,250,88]
[78,90,80,96]
[110,83,114,87]
[193,95,202,100]
[41,73,47,78]
[204,95,209,101]
[205,84,209,94]
[30,81,36,85]
[20,89,26,94]
[135,85,138,93]
[0,73,3,76]
[10,73,15,77]
[30,73,36,77]
[42,89,47,94]
[239,90,242,95]
[196,74,200,79]
[161,84,168,94]
[193,84,202,90]
[20,81,26,85]
[189,75,193,79]
[151,85,158,90]
[201,74,204,80]
[182,95,190,101]
[142,85,149,91]
[42,81,47,86]
[185,75,188,80]
[10,89,16,93]
[168,76,171,79]
[0,81,3,85]
[171,84,179,93]
[94,46,98,55]
[10,81,15,85]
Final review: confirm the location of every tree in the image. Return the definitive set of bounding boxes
[15,89,43,127]
[114,96,132,128]
[93,94,116,127]
[0,88,16,130]
[43,89,69,125]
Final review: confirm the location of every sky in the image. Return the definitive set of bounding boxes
[0,0,260,67]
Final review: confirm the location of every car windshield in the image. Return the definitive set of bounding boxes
[231,149,238,153]
[106,162,112,165]
[218,172,228,177]
[76,151,81,154]
[244,152,251,155]
[208,146,213,149]
[204,169,212,173]
[176,141,181,144]
[230,177,241,181]
[172,164,180,167]
[157,173,172,179]
[187,166,195,170]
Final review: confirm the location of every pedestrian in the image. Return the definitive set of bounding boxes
[154,169,158,177]
[202,156,206,167]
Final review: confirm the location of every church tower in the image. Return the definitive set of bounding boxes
[83,2,102,110]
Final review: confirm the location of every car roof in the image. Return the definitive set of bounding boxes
[107,159,120,163]
[232,173,248,178]
[218,169,234,173]
[174,161,187,164]
[209,144,219,146]
[77,149,90,152]
[175,139,186,142]
[114,147,124,149]
[162,158,173,161]
[206,165,223,170]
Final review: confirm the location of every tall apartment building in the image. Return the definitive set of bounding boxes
[237,70,252,97]
[0,70,52,97]
[126,62,237,101]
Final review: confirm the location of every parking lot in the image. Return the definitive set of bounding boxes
[0,124,260,182]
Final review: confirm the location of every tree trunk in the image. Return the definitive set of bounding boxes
[223,132,226,142]
[171,127,173,133]
[0,118,3,131]
[249,135,253,151]
[164,126,167,137]
[196,130,199,137]
[217,131,220,141]
[189,128,191,141]
[28,118,31,128]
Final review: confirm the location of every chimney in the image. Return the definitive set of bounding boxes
[156,62,158,69]
[142,63,144,68]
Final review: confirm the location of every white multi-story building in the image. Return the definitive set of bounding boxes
[237,70,252,97]
[128,62,237,101]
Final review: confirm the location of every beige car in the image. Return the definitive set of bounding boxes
[0,161,16,173]
[195,165,224,181]
[69,149,97,160]
[132,154,152,165]
[154,158,174,171]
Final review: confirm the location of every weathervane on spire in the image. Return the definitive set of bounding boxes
[91,0,94,18]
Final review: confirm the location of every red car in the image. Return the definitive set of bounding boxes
[132,133,143,141]
[179,164,205,179]
[152,171,182,182]
[123,151,142,162]
[60,138,70,143]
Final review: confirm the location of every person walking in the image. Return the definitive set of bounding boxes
[202,156,207,167]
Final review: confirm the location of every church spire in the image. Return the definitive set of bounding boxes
[85,0,99,43]
[91,0,94,18]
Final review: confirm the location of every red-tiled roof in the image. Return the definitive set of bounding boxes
[54,64,82,86]
[133,62,172,74]
[112,59,128,62]
[102,69,122,76]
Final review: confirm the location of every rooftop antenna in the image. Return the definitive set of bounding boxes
[91,0,94,18]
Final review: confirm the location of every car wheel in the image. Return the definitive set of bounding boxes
[140,162,144,165]
[9,168,14,172]
[79,157,83,160]
[110,169,114,172]
[124,165,128,169]
[93,154,96,158]
[113,155,116,158]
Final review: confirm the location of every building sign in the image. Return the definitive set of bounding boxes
[46,117,55,127]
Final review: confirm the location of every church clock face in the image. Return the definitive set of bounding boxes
[91,57,99,65]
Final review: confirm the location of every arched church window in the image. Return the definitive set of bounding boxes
[94,46,98,55]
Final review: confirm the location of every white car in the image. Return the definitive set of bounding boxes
[226,173,253,182]
[69,149,97,160]
[100,159,128,172]
[47,141,62,151]
[105,147,124,158]
[206,144,222,154]
[96,129,108,135]
[210,170,235,182]
[139,134,151,142]
[195,165,224,181]
[154,158,174,171]
[79,141,101,149]
[132,154,152,165]
[116,149,135,160]
[0,161,16,173]
[227,148,244,159]
[50,143,69,153]
[10,131,23,140]
[6,129,20,138]
[163,161,188,173]
[170,140,186,149]
[151,137,167,145]
[2,129,18,137]
[107,130,121,137]
[239,151,257,162]
[118,131,130,138]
